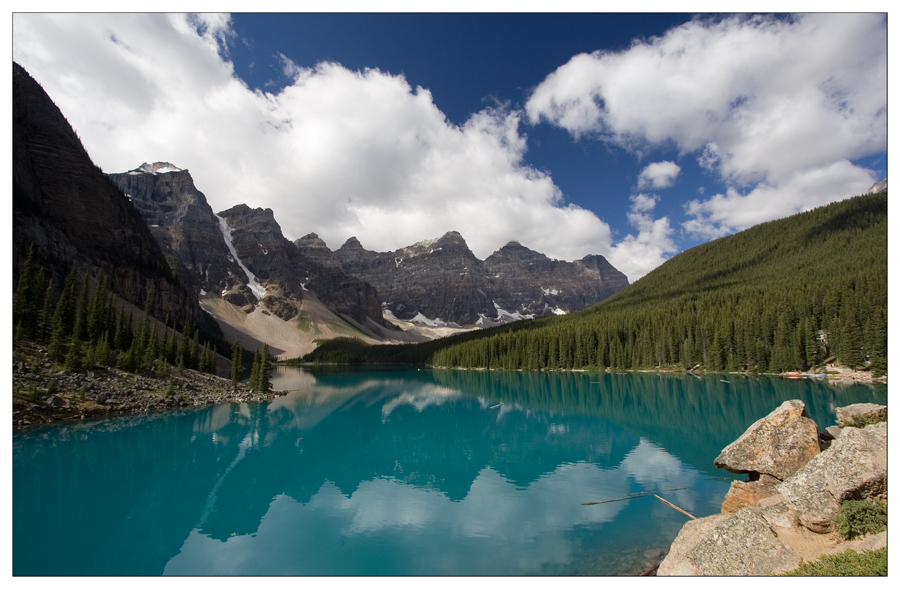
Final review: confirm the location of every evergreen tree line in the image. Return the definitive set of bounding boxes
[431,193,887,375]
[228,338,272,393]
[13,247,220,376]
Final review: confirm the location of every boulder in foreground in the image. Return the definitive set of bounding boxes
[713,399,820,481]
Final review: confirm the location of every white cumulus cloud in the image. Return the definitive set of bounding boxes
[12,12,617,263]
[637,161,680,190]
[606,193,676,282]
[526,13,886,238]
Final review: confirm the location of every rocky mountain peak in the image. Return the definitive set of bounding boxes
[294,233,342,269]
[128,161,184,175]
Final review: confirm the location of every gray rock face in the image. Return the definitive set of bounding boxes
[107,165,384,327]
[107,164,249,302]
[777,422,887,533]
[294,233,343,269]
[218,205,383,325]
[333,233,629,326]
[713,400,820,481]
[13,63,196,328]
[835,403,887,427]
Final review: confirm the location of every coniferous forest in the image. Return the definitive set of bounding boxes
[305,192,886,375]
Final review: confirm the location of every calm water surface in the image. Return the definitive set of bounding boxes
[13,367,886,575]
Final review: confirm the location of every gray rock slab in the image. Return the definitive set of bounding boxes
[777,422,887,533]
[835,403,886,427]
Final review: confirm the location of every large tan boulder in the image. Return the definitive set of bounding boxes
[658,508,801,576]
[714,400,820,480]
[777,422,887,533]
[657,514,728,575]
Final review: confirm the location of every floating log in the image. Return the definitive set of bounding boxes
[582,487,686,506]
[654,495,696,519]
[488,404,501,410]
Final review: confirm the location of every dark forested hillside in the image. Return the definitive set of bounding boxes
[430,193,887,374]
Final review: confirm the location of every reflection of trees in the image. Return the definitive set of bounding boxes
[431,370,886,477]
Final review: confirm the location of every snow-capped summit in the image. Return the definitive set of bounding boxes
[127,162,183,175]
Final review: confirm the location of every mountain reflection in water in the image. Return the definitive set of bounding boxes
[13,367,885,575]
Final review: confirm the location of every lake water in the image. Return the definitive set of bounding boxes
[13,367,886,576]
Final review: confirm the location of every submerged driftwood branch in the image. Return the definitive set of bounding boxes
[654,494,696,519]
[582,487,686,506]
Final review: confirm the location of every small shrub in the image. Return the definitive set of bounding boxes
[163,380,174,397]
[781,548,886,576]
[835,498,887,540]
[78,386,86,402]
[842,414,884,429]
[47,378,57,396]
[27,384,39,402]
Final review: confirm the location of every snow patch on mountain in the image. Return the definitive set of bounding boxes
[128,161,183,175]
[493,302,535,321]
[215,213,267,301]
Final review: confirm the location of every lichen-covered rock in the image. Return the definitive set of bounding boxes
[720,474,781,514]
[777,422,887,533]
[686,508,801,575]
[835,403,887,427]
[658,508,801,576]
[657,514,728,575]
[714,400,820,480]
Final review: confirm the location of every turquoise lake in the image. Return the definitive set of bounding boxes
[13,367,886,576]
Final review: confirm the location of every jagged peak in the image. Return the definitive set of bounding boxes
[295,233,329,248]
[127,162,183,175]
[339,236,364,250]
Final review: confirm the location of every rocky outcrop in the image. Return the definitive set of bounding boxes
[777,422,887,533]
[12,341,284,431]
[218,204,384,326]
[659,402,888,576]
[294,233,343,269]
[713,399,821,481]
[835,403,887,427]
[333,233,629,326]
[107,163,250,303]
[13,62,196,327]
[661,507,802,575]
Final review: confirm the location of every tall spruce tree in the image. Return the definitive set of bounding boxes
[230,338,243,392]
[13,244,37,339]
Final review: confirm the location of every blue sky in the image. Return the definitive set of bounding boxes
[12,12,887,281]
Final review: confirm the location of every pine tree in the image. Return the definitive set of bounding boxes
[143,321,159,369]
[230,338,243,392]
[259,343,272,394]
[87,273,108,343]
[64,337,82,371]
[13,244,37,339]
[190,330,200,370]
[248,349,261,392]
[72,277,89,343]
[40,278,55,342]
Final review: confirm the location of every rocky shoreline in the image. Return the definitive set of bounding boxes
[12,342,286,431]
[657,400,887,575]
